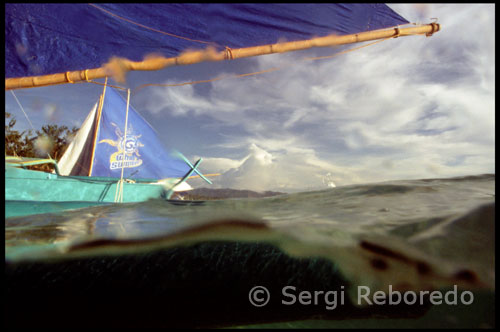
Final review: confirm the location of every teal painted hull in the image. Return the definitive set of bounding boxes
[5,166,167,218]
[6,200,113,218]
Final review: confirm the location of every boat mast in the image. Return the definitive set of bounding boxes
[88,77,108,176]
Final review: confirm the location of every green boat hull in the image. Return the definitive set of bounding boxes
[5,165,167,218]
[5,200,113,218]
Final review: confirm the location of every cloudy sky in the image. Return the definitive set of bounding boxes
[5,4,495,192]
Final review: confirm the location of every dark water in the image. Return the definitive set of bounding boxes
[5,174,495,328]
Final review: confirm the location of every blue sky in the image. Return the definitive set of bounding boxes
[5,4,495,192]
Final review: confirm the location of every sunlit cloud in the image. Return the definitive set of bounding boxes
[146,4,494,192]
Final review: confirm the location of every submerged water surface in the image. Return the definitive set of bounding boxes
[5,174,495,328]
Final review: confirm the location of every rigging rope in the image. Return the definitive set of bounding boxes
[6,21,439,90]
[88,3,215,47]
[9,90,56,160]
[88,3,422,94]
[132,33,397,93]
[9,90,36,132]
[79,30,401,94]
[114,88,131,203]
[55,21,423,94]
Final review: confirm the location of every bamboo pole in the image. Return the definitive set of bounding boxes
[5,23,440,90]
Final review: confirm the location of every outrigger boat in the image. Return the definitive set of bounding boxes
[5,4,447,329]
[5,157,204,218]
[5,85,213,218]
[5,4,440,219]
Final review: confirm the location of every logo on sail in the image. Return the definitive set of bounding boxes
[99,122,144,170]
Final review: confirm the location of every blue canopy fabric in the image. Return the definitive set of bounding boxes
[5,3,408,79]
[91,87,192,180]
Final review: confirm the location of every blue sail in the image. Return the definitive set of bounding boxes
[5,4,408,79]
[91,87,191,180]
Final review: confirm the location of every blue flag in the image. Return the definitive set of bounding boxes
[90,87,191,180]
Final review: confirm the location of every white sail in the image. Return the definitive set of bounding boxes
[58,103,98,176]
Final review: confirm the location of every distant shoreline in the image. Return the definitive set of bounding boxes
[179,188,286,200]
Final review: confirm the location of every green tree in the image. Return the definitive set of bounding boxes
[34,124,79,160]
[5,112,79,171]
[5,112,34,157]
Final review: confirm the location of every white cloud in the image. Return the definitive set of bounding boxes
[199,156,244,174]
[149,4,495,191]
[200,143,362,192]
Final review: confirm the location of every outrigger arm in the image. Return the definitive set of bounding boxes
[164,155,212,200]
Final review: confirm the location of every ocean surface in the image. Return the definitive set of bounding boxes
[5,174,495,328]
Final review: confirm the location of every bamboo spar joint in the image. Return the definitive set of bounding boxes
[425,22,440,36]
[5,22,441,90]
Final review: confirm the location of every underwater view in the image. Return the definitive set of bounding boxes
[5,174,495,328]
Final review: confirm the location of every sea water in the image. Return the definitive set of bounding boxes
[5,174,495,328]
